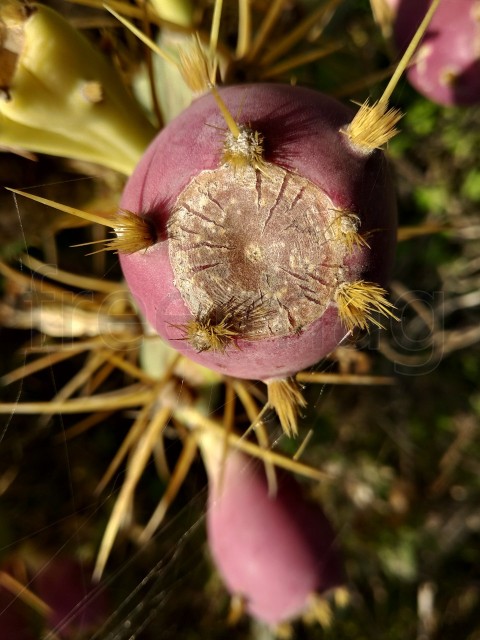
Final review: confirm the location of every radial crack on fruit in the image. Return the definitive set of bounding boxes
[267,378,307,437]
[335,280,398,332]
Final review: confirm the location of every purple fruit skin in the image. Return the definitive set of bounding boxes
[33,558,109,638]
[206,450,344,625]
[0,558,109,640]
[0,587,36,640]
[120,83,397,380]
[392,0,480,105]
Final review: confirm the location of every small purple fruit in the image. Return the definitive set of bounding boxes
[389,0,480,105]
[33,557,109,639]
[0,585,36,640]
[0,556,109,639]
[200,437,344,626]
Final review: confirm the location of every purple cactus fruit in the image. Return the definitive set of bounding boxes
[200,437,344,626]
[119,83,397,382]
[0,585,36,640]
[32,557,109,639]
[389,0,480,105]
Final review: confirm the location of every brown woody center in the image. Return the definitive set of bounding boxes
[168,164,348,338]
